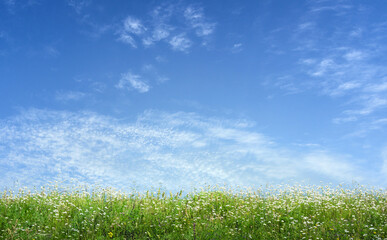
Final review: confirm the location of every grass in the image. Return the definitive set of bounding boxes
[0,183,386,239]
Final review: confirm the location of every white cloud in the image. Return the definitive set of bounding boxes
[169,34,192,52]
[155,55,167,63]
[311,58,335,76]
[141,4,174,47]
[123,16,146,35]
[153,27,170,40]
[142,26,171,46]
[309,3,352,14]
[140,64,170,84]
[184,6,216,37]
[56,91,86,102]
[115,4,215,51]
[337,81,361,90]
[350,28,363,37]
[117,16,146,48]
[303,152,358,181]
[344,96,387,116]
[117,33,137,48]
[271,75,301,95]
[116,71,150,93]
[231,43,243,53]
[373,118,387,126]
[344,50,365,61]
[298,22,315,31]
[267,0,387,136]
[83,23,112,39]
[0,109,379,191]
[328,81,362,96]
[332,116,357,124]
[300,58,316,65]
[296,45,387,123]
[157,76,169,83]
[67,0,91,14]
[365,80,387,92]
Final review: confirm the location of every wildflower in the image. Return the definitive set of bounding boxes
[108,232,113,238]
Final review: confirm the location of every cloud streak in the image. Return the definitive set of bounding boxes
[0,109,383,192]
[116,71,150,93]
[56,91,87,102]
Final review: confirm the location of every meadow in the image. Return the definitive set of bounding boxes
[0,183,386,239]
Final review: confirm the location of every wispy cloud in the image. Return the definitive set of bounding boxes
[117,33,137,48]
[344,50,365,61]
[231,43,243,53]
[297,22,315,31]
[67,0,91,15]
[82,23,112,39]
[310,5,352,13]
[343,95,387,116]
[303,152,356,181]
[0,109,381,191]
[117,16,146,48]
[155,55,167,63]
[141,64,169,83]
[123,16,146,35]
[264,1,387,139]
[365,79,387,92]
[184,6,215,37]
[116,3,215,51]
[349,27,363,37]
[116,71,150,93]
[142,26,171,46]
[332,116,357,124]
[310,58,335,77]
[271,75,301,95]
[142,5,175,47]
[55,91,86,102]
[67,1,113,39]
[169,34,192,52]
[297,46,387,121]
[308,0,352,15]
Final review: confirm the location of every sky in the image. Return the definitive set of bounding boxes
[1,0,387,192]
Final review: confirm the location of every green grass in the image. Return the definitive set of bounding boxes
[0,183,386,239]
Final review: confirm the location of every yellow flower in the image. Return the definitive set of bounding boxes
[108,232,113,238]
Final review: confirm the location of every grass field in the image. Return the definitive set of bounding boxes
[0,183,386,239]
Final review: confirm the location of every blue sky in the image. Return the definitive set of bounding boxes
[1,0,387,191]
